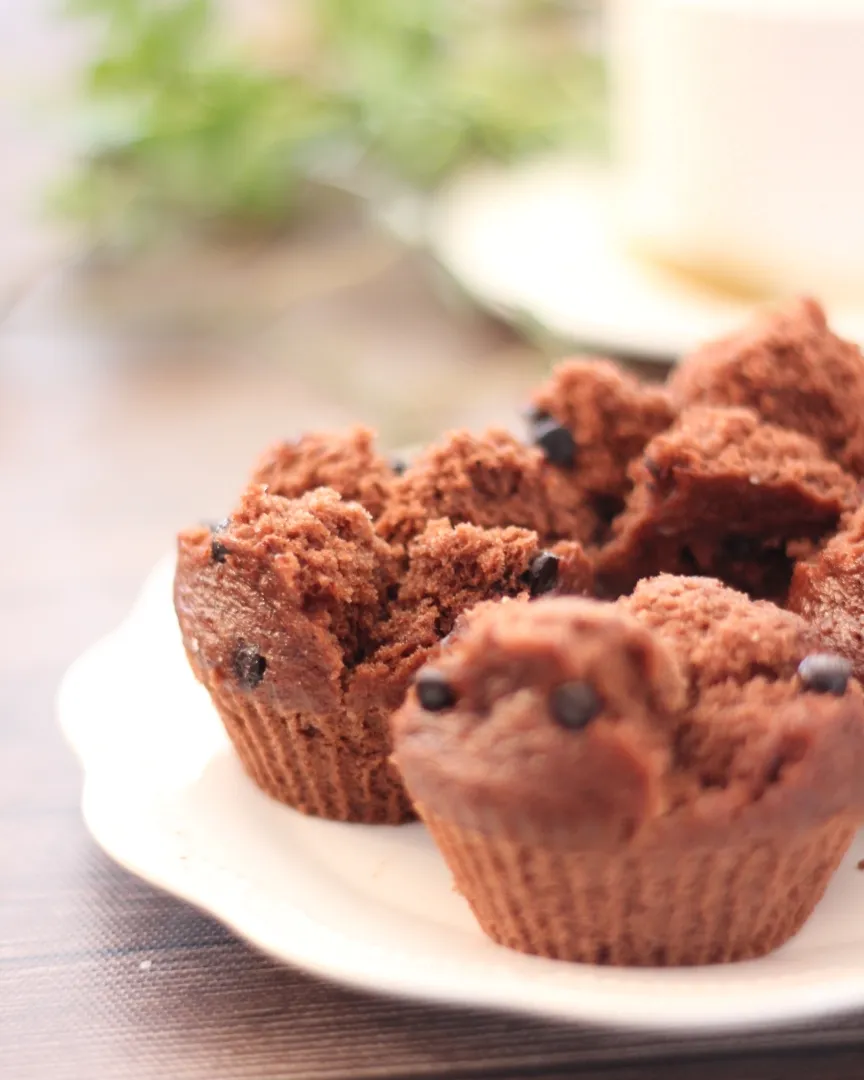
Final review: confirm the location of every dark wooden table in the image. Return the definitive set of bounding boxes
[4,233,864,1079]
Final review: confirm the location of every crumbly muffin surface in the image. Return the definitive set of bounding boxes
[393,581,864,845]
[788,505,864,682]
[528,357,675,516]
[252,426,396,518]
[670,298,864,475]
[595,406,858,599]
[376,428,600,548]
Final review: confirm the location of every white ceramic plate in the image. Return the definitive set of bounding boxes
[58,557,864,1032]
[427,159,864,363]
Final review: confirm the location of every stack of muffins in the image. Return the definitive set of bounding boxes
[175,298,864,967]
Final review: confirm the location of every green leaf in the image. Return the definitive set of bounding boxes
[57,0,606,244]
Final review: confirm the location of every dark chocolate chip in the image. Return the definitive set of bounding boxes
[530,417,576,468]
[416,668,456,711]
[643,455,661,480]
[550,681,602,730]
[678,545,699,573]
[526,551,560,597]
[723,534,759,561]
[211,540,229,563]
[233,645,267,690]
[390,458,408,476]
[798,653,851,695]
[643,456,674,496]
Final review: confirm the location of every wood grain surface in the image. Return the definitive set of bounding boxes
[4,235,864,1079]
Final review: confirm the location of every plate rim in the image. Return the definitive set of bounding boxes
[426,157,864,364]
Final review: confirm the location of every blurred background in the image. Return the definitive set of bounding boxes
[2,0,613,604]
[1,0,609,515]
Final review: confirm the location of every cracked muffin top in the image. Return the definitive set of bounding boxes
[392,578,864,848]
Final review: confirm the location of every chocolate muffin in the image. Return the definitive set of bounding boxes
[669,298,864,475]
[376,428,600,549]
[175,484,406,822]
[392,580,864,965]
[252,426,395,519]
[595,406,859,599]
[527,357,675,520]
[176,485,593,823]
[788,505,864,683]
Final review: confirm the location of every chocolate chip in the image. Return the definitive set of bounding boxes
[550,681,602,729]
[530,417,576,468]
[211,540,229,563]
[390,458,408,476]
[723,534,759,561]
[526,551,560,597]
[678,545,699,573]
[798,653,851,695]
[416,669,456,711]
[233,645,267,690]
[643,456,661,480]
[643,456,675,496]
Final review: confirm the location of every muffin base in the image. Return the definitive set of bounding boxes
[422,808,857,965]
[214,687,414,824]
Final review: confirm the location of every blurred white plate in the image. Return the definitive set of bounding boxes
[427,159,864,363]
[58,556,864,1032]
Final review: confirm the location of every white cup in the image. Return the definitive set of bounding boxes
[609,0,864,303]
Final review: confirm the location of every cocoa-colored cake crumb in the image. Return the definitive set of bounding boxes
[175,484,409,822]
[528,357,675,514]
[669,298,864,475]
[252,426,395,518]
[347,519,593,753]
[621,575,818,693]
[788,504,864,682]
[392,584,864,964]
[595,406,858,599]
[376,428,599,549]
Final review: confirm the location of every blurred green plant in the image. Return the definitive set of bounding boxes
[57,0,606,244]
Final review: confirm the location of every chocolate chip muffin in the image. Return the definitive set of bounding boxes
[175,485,407,822]
[595,406,859,599]
[392,580,864,965]
[669,298,864,475]
[376,428,600,549]
[176,484,592,823]
[527,357,675,521]
[788,505,864,683]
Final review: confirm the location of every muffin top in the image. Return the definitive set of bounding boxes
[176,481,594,741]
[527,356,675,507]
[596,405,859,599]
[252,426,396,519]
[375,428,600,549]
[175,486,396,729]
[392,579,864,849]
[347,518,593,724]
[669,297,864,475]
[789,504,864,681]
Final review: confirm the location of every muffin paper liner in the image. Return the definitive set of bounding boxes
[206,680,414,824]
[420,807,858,965]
